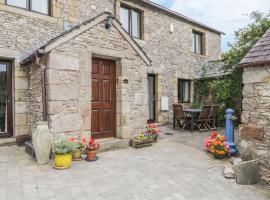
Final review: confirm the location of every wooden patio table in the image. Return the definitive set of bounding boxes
[183,108,202,131]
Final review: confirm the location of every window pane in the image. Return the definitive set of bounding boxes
[120,7,129,33]
[132,10,141,38]
[0,64,7,133]
[31,0,49,14]
[178,80,190,103]
[192,33,196,53]
[7,0,27,8]
[197,34,202,54]
[183,82,189,102]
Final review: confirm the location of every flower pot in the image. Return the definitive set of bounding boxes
[72,149,82,160]
[87,150,97,161]
[32,121,53,165]
[152,135,158,142]
[54,154,72,169]
[214,154,226,159]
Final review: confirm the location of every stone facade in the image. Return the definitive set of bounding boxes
[240,66,270,182]
[0,0,221,139]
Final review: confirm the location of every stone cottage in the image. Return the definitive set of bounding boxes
[0,0,223,141]
[238,28,270,183]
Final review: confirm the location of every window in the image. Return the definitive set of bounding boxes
[120,5,142,39]
[178,79,191,103]
[192,31,203,55]
[6,0,50,15]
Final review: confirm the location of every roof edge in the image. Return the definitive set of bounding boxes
[141,0,225,35]
[237,60,270,68]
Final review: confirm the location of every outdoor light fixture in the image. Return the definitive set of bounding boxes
[105,17,113,29]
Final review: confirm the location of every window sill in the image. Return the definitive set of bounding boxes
[0,4,58,23]
[191,52,207,58]
[134,37,145,46]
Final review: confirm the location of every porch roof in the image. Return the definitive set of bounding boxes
[19,12,152,66]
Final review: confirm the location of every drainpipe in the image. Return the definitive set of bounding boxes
[35,54,48,121]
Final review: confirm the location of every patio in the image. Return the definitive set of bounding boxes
[0,125,269,200]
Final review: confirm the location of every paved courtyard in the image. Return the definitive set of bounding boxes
[0,126,269,200]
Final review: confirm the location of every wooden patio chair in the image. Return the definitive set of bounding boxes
[207,105,220,130]
[196,105,211,132]
[173,104,190,131]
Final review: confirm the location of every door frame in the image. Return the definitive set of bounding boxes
[0,59,13,138]
[91,57,116,139]
[147,74,156,123]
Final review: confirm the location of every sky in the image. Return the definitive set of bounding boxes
[152,0,269,52]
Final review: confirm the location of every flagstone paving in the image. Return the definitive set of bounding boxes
[0,126,269,200]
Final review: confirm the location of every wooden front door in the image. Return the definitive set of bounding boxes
[91,58,116,139]
[0,60,13,138]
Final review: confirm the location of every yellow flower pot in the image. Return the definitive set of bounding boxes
[54,154,72,169]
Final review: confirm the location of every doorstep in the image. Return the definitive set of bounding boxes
[0,137,16,147]
[97,138,130,152]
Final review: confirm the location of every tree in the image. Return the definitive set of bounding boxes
[194,11,270,123]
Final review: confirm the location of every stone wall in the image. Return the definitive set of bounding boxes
[240,66,270,181]
[116,0,221,122]
[0,0,221,138]
[46,21,148,139]
[27,64,43,130]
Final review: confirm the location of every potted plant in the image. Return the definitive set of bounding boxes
[146,123,159,142]
[130,123,160,148]
[204,132,231,159]
[85,138,100,161]
[52,139,77,169]
[68,137,86,161]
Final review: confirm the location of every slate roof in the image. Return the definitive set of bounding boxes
[20,12,151,65]
[239,28,270,67]
[195,60,231,79]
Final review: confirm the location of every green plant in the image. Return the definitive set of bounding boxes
[52,139,77,155]
[194,11,270,124]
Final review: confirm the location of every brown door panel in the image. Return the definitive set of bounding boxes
[91,58,116,139]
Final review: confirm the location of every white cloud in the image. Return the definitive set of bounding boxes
[152,0,269,52]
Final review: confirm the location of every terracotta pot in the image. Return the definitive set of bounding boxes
[87,150,97,161]
[72,149,82,160]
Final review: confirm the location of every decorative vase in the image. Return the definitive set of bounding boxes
[54,154,72,169]
[32,121,53,165]
[72,149,82,160]
[87,150,97,161]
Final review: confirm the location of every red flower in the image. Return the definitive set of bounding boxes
[82,137,87,143]
[68,137,76,142]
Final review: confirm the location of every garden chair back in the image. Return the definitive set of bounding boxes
[173,104,189,130]
[197,105,211,132]
[207,105,220,130]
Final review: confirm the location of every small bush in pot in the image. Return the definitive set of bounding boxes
[52,139,77,169]
[85,138,100,161]
[68,137,86,160]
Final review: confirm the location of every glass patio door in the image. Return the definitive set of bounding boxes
[147,74,156,122]
[0,61,13,137]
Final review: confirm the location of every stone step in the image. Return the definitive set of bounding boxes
[0,138,17,147]
[97,138,130,152]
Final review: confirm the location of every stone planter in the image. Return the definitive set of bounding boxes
[130,137,153,148]
[234,159,259,185]
[32,121,52,165]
